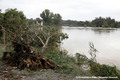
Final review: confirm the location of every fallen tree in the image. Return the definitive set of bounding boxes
[0,22,67,70]
[2,40,55,70]
[0,25,56,70]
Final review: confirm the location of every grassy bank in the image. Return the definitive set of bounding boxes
[44,50,92,76]
[44,49,120,80]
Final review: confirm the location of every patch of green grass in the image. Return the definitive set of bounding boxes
[44,50,93,78]
[44,50,120,80]
[90,62,120,80]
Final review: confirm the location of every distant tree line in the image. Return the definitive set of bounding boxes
[63,17,120,28]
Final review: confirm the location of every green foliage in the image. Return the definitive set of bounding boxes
[75,53,88,66]
[88,42,120,80]
[27,18,36,25]
[62,17,120,28]
[53,14,62,26]
[90,63,120,80]
[44,50,75,65]
[2,8,26,34]
[44,50,92,77]
[91,17,104,27]
[44,50,75,74]
[40,9,54,26]
[40,9,62,26]
[0,8,27,43]
[74,43,120,80]
[62,20,79,26]
[102,21,109,27]
[27,25,68,48]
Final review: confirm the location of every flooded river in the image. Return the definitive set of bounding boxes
[61,26,120,69]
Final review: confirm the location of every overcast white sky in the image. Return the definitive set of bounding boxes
[0,0,120,21]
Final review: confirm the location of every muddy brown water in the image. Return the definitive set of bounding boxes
[61,26,120,69]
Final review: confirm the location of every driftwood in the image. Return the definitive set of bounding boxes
[2,41,55,70]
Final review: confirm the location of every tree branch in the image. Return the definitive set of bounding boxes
[34,32,45,46]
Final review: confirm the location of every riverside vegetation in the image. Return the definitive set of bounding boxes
[63,17,120,28]
[0,8,120,80]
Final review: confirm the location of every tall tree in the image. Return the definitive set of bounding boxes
[40,9,62,26]
[53,13,62,26]
[102,21,109,27]
[91,17,104,27]
[40,9,54,26]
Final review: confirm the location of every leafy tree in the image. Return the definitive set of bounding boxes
[26,18,36,26]
[91,17,104,27]
[26,23,68,56]
[84,21,91,26]
[40,9,62,26]
[102,21,109,27]
[3,8,26,31]
[116,22,120,28]
[2,8,26,41]
[40,9,54,26]
[53,13,62,26]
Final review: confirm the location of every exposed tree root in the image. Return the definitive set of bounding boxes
[2,41,55,70]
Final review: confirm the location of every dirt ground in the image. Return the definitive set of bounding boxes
[0,61,74,80]
[21,69,73,80]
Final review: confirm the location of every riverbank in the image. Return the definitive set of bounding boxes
[44,50,120,79]
[0,45,120,80]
